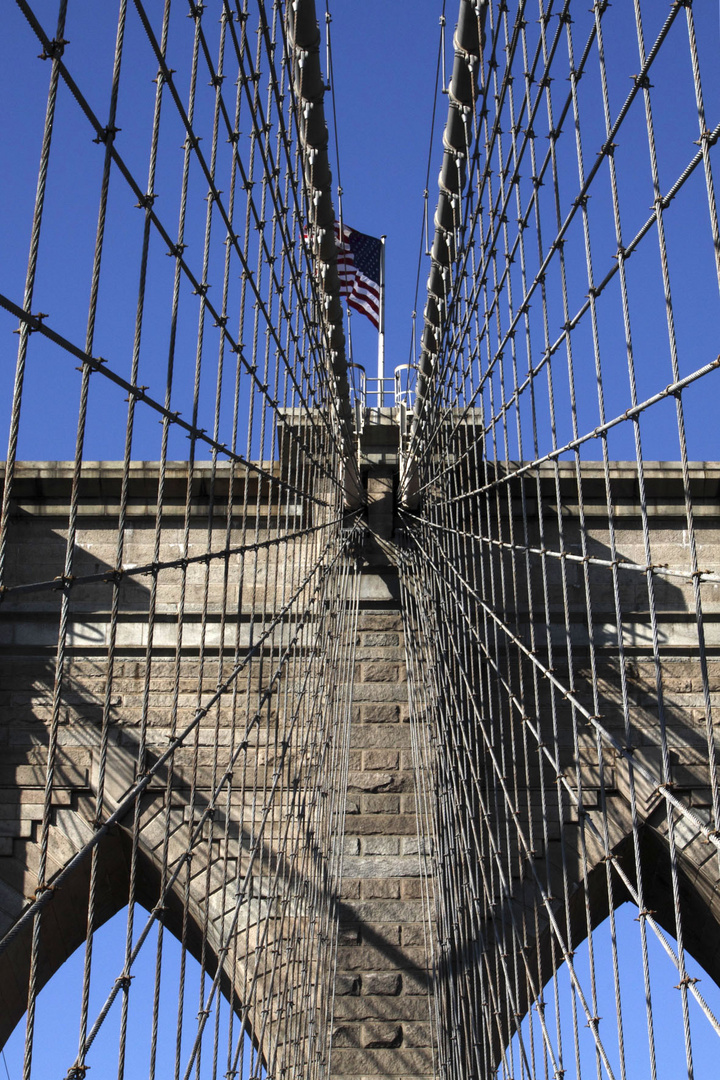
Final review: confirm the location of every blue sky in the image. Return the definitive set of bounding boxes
[2,2,720,1077]
[0,0,449,463]
[1,1,719,462]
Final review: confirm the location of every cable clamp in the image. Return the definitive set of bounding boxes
[654,781,675,796]
[93,125,120,145]
[153,67,176,87]
[39,38,69,61]
[14,311,49,336]
[53,573,75,591]
[675,975,699,989]
[29,882,56,900]
[695,129,719,148]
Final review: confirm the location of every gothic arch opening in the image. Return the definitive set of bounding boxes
[498,896,720,1080]
[0,825,265,1077]
[493,823,720,1079]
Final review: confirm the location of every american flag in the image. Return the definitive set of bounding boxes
[335,223,382,329]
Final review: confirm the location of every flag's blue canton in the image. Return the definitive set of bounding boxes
[347,230,381,287]
[336,222,382,327]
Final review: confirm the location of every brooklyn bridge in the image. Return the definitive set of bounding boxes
[1,2,720,1078]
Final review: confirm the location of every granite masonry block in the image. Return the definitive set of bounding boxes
[334,995,429,1021]
[361,836,400,856]
[342,855,418,879]
[336,946,426,972]
[362,632,401,647]
[351,814,417,835]
[401,879,424,900]
[362,749,400,771]
[360,794,401,814]
[338,925,361,946]
[339,879,361,900]
[400,924,427,947]
[352,684,408,704]
[357,614,403,632]
[329,1046,433,1075]
[359,703,401,723]
[335,974,361,996]
[331,1025,359,1048]
[359,921,402,946]
[402,1022,432,1048]
[401,836,432,856]
[361,661,401,683]
[360,878,401,900]
[348,772,403,794]
[361,972,402,996]
[360,1022,402,1049]
[351,724,411,749]
[355,646,405,662]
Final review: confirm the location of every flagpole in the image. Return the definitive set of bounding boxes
[378,235,386,406]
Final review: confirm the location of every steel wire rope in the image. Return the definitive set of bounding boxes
[20,5,132,1078]
[399,537,567,1079]
[12,0,346,494]
[408,2,447,372]
[405,0,698,493]
[405,0,708,507]
[0,525,352,949]
[58,525,358,1076]
[0,0,68,591]
[133,0,348,480]
[74,0,174,1063]
[402,512,720,1053]
[0,293,333,511]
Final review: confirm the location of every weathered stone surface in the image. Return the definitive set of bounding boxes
[2,462,719,1079]
[361,1023,402,1049]
[362,972,403,996]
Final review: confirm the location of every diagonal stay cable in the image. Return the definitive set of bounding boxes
[13,0,345,488]
[421,524,720,856]
[0,525,352,960]
[428,351,720,510]
[406,511,720,586]
[0,513,358,601]
[132,0,347,462]
[0,293,333,510]
[405,519,720,1043]
[71,527,358,1074]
